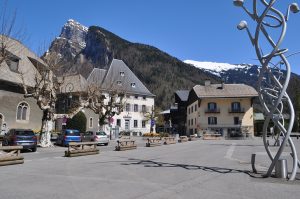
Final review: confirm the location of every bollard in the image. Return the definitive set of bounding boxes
[251,154,257,173]
[275,159,288,179]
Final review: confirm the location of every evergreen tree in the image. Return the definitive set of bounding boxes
[66,111,87,133]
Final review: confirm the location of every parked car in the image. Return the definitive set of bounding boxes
[95,131,109,145]
[56,129,81,146]
[2,129,37,152]
[81,131,94,142]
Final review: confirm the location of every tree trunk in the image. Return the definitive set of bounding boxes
[39,110,54,147]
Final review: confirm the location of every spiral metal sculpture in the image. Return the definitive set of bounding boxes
[234,0,300,180]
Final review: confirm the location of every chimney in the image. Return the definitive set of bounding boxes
[204,79,211,86]
[221,82,225,89]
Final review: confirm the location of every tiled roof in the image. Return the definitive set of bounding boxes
[193,83,258,98]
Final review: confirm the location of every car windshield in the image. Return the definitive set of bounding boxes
[96,132,106,136]
[65,130,80,136]
[15,130,34,136]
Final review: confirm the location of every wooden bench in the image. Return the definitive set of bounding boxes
[178,136,188,143]
[203,133,222,140]
[0,146,24,166]
[115,139,137,151]
[146,137,162,147]
[65,142,99,157]
[163,137,176,145]
[189,135,197,141]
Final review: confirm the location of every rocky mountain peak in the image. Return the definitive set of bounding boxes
[59,19,88,48]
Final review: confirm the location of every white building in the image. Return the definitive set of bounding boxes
[59,59,155,136]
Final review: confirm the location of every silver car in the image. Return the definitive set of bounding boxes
[94,131,109,146]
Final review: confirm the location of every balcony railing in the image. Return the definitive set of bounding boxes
[228,108,245,113]
[205,108,220,113]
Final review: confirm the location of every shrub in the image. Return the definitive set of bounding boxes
[66,111,87,133]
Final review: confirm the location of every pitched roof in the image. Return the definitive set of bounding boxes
[175,90,189,101]
[0,35,47,87]
[193,83,258,98]
[97,59,154,97]
[87,68,107,85]
[59,74,88,93]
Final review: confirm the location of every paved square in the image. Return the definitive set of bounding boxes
[1,138,299,199]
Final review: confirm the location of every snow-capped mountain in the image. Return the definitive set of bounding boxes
[184,60,252,77]
[184,60,260,86]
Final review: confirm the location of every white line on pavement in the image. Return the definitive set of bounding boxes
[225,143,236,160]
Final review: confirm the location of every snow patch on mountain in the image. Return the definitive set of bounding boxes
[184,60,249,74]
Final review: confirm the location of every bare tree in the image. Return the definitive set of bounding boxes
[0,0,26,65]
[21,52,63,147]
[65,82,125,132]
[142,105,157,133]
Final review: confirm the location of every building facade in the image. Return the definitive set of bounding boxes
[0,36,44,135]
[186,80,258,138]
[58,59,155,136]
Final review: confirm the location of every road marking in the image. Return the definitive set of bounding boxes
[225,143,236,160]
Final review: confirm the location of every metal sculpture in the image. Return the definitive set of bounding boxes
[233,0,300,180]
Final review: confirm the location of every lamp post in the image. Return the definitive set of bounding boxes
[62,82,74,129]
[234,0,299,180]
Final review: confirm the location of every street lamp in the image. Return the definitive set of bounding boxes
[234,0,299,181]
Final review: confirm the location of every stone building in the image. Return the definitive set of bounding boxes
[0,36,44,134]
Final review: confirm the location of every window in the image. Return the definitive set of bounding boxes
[125,120,130,130]
[195,104,197,111]
[89,118,93,128]
[134,120,138,128]
[6,58,19,72]
[195,118,196,125]
[117,119,121,127]
[16,102,29,121]
[134,104,138,112]
[189,129,193,135]
[126,103,131,112]
[142,96,146,100]
[135,95,139,99]
[208,102,217,111]
[191,119,193,125]
[232,102,241,111]
[120,71,125,76]
[131,83,136,88]
[234,117,240,125]
[191,106,194,113]
[188,107,190,114]
[117,81,122,86]
[208,117,217,125]
[142,120,146,128]
[142,105,146,112]
[188,119,190,126]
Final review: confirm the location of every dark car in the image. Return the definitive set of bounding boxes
[81,131,94,142]
[2,129,37,152]
[56,129,81,146]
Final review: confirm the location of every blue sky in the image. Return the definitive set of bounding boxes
[4,0,300,74]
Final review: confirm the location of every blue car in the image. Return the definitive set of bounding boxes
[56,129,81,146]
[2,129,37,152]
